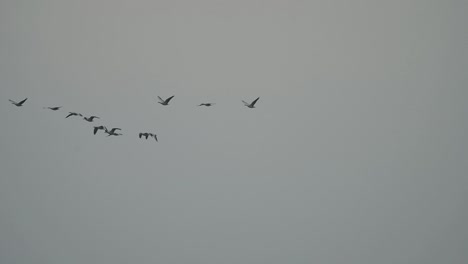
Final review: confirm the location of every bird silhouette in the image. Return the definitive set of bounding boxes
[198,103,215,107]
[83,116,99,122]
[242,97,260,108]
[65,112,82,118]
[139,132,150,139]
[43,106,62,111]
[105,127,122,136]
[93,126,107,135]
[139,132,158,142]
[158,96,175,106]
[9,98,28,107]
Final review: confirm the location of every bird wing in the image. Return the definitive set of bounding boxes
[251,97,260,106]
[157,96,164,103]
[154,135,158,141]
[242,100,249,106]
[139,133,143,138]
[110,128,122,133]
[18,98,28,105]
[165,96,175,104]
[9,99,17,104]
[93,127,99,135]
[65,113,74,118]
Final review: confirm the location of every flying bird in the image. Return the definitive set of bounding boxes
[157,95,175,106]
[199,103,215,107]
[242,97,260,108]
[107,132,122,137]
[66,112,82,118]
[139,132,150,139]
[105,127,122,136]
[83,116,100,122]
[139,132,158,142]
[43,106,62,111]
[93,126,107,135]
[106,132,122,137]
[9,98,28,107]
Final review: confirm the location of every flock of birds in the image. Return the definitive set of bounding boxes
[8,96,261,142]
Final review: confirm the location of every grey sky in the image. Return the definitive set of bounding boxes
[1,0,467,263]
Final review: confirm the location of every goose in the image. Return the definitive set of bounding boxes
[44,106,62,111]
[139,132,150,139]
[199,103,215,107]
[83,116,100,122]
[93,126,107,135]
[139,132,158,142]
[65,112,82,118]
[105,127,122,136]
[9,98,28,107]
[157,95,174,106]
[242,97,260,108]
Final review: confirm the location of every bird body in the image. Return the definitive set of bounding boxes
[66,112,82,118]
[9,98,28,107]
[93,126,107,135]
[158,96,174,105]
[243,97,260,108]
[139,132,149,139]
[199,103,214,107]
[83,116,99,122]
[105,127,122,136]
[139,132,158,142]
[44,106,62,111]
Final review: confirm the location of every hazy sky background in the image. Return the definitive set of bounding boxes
[1,0,467,263]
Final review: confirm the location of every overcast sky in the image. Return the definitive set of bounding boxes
[1,1,467,263]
